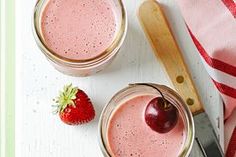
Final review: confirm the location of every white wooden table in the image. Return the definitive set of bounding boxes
[16,0,223,156]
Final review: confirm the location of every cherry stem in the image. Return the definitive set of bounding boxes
[129,83,170,109]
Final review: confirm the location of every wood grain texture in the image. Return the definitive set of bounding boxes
[138,0,204,115]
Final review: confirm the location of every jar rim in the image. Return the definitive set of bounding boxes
[32,0,127,66]
[98,83,195,157]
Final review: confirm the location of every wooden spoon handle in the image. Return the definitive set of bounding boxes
[138,0,204,114]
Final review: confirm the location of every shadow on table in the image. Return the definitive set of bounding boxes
[96,20,152,77]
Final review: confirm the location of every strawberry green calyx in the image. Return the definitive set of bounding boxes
[55,84,78,113]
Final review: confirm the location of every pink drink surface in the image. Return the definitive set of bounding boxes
[107,95,186,157]
[41,0,117,60]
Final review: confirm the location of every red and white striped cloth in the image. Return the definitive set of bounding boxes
[175,0,236,156]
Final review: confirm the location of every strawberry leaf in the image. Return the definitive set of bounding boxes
[54,84,78,113]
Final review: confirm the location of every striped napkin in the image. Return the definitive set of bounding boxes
[175,0,236,156]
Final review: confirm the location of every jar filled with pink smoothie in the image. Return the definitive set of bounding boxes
[99,83,194,157]
[33,0,127,76]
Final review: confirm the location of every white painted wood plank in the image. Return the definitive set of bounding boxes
[16,0,223,156]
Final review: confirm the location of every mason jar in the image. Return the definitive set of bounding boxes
[32,0,127,76]
[99,83,194,157]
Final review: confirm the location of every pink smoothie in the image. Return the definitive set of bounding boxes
[107,95,186,157]
[41,0,118,60]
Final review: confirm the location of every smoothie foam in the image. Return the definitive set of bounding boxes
[41,0,118,60]
[107,95,186,157]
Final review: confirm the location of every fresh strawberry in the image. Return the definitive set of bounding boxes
[54,84,95,125]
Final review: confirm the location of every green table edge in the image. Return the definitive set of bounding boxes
[5,0,15,156]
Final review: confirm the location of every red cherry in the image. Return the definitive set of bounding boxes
[145,97,178,133]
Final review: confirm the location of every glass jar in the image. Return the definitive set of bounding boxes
[32,0,127,76]
[98,83,194,157]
